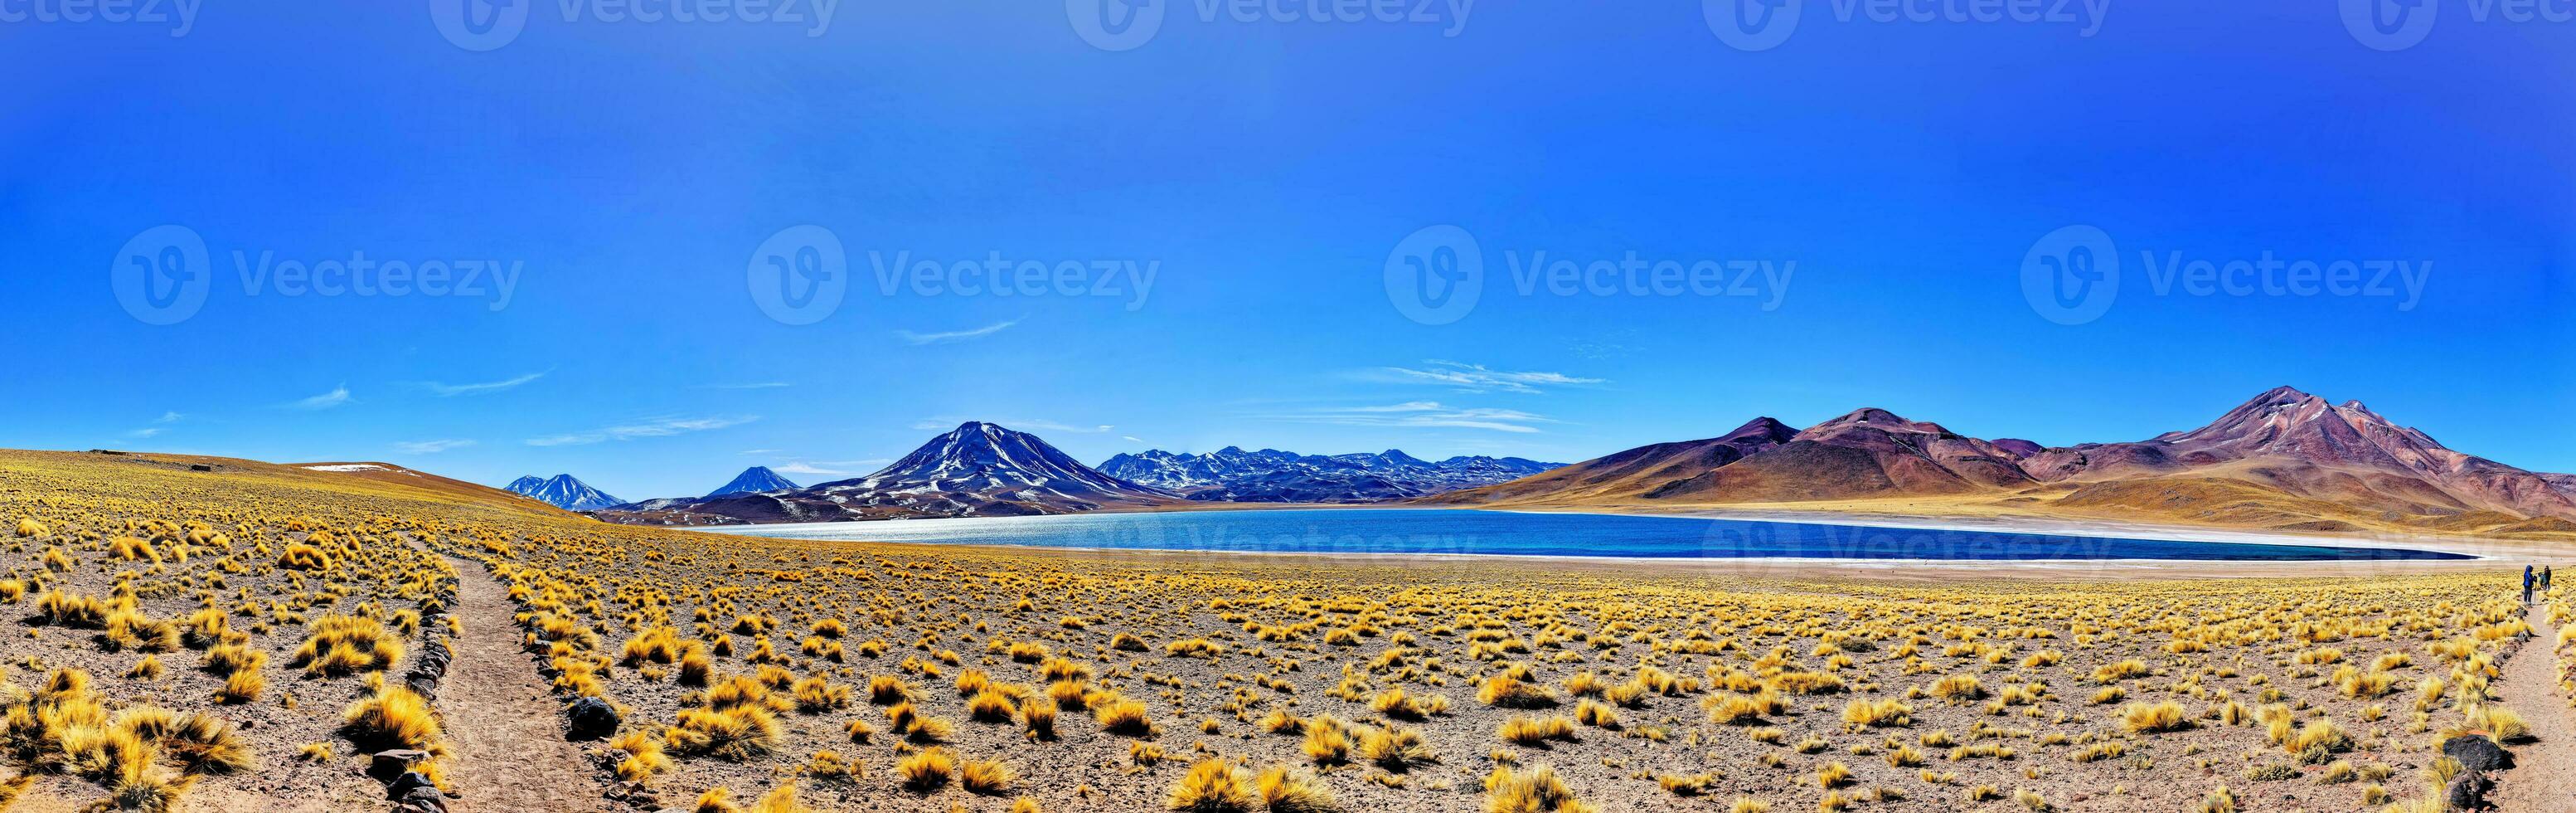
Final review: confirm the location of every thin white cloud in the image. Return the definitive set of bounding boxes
[395,439,477,455]
[897,319,1021,346]
[422,372,546,397]
[739,449,783,455]
[288,385,354,411]
[1123,436,1146,443]
[771,459,890,478]
[126,428,163,439]
[1259,402,1554,434]
[1369,361,1604,394]
[526,416,758,447]
[155,411,183,424]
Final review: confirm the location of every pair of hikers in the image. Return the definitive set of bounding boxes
[2526,565,2553,604]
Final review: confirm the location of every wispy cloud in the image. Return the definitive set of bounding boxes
[126,411,184,439]
[1367,361,1603,394]
[420,372,546,397]
[897,319,1021,346]
[395,439,477,455]
[771,460,889,478]
[911,417,1112,435]
[700,382,793,391]
[526,416,759,447]
[1259,402,1555,434]
[1122,436,1145,444]
[288,385,354,411]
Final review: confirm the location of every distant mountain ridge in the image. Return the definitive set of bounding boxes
[596,422,1176,525]
[707,466,800,498]
[1431,387,2576,536]
[506,474,623,512]
[1098,446,1561,503]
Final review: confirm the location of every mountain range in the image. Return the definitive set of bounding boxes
[1430,386,2576,537]
[575,387,2576,538]
[598,422,1177,526]
[505,474,623,512]
[1097,447,1560,503]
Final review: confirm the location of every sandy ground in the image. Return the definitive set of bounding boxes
[2494,601,2575,812]
[424,543,610,813]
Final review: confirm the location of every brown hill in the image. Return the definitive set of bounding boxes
[1425,417,1795,505]
[1427,387,2576,539]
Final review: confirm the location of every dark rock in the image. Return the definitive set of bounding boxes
[2444,735,2514,774]
[566,696,620,740]
[386,771,438,801]
[2446,771,2496,811]
[369,750,431,779]
[398,786,449,813]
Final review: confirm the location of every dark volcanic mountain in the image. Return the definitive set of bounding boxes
[595,423,1176,525]
[1425,418,1796,505]
[1432,387,2576,531]
[706,466,800,498]
[506,474,623,512]
[1099,447,1560,503]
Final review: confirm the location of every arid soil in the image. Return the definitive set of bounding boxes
[0,449,2563,813]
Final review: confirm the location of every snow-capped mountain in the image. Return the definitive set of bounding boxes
[706,466,801,498]
[1098,446,1563,503]
[594,422,1177,525]
[505,474,623,512]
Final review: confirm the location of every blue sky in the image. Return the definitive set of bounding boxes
[2,2,2570,501]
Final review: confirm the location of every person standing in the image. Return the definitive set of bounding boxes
[2546,566,2554,591]
[2525,565,2537,604]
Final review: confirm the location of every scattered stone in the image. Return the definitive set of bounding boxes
[566,695,621,740]
[2443,735,2514,775]
[370,750,432,779]
[386,771,439,801]
[2446,771,2496,811]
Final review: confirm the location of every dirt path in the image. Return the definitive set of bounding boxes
[2493,602,2575,813]
[415,544,610,813]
